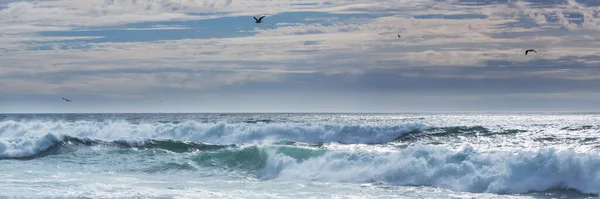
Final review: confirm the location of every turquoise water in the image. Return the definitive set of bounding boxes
[1,113,599,198]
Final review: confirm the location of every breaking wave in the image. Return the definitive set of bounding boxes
[0,120,427,145]
[2,118,599,196]
[217,145,600,195]
[0,134,231,159]
[1,132,599,196]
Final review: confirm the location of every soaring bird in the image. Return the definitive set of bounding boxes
[525,49,537,55]
[254,16,265,23]
[62,98,72,102]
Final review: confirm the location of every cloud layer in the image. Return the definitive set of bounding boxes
[1,0,600,112]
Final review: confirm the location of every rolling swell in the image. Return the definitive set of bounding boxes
[191,145,326,177]
[396,126,527,141]
[112,139,234,153]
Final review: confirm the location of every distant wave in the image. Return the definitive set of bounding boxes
[396,126,527,141]
[0,121,539,146]
[0,120,427,145]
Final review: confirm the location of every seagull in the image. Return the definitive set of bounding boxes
[254,16,265,23]
[525,49,537,55]
[62,98,72,102]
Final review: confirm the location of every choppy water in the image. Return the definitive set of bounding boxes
[1,113,599,198]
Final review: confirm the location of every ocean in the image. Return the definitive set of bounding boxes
[1,113,599,198]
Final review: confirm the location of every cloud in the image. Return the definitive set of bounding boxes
[1,0,600,112]
[0,1,205,34]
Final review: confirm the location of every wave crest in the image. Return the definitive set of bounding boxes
[263,145,600,195]
[0,133,62,159]
[0,120,427,144]
[0,134,232,159]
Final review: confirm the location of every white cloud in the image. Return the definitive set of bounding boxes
[0,1,203,33]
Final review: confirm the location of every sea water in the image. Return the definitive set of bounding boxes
[1,113,599,198]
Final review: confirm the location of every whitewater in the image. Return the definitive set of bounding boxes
[1,113,599,198]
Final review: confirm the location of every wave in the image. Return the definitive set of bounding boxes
[0,133,63,160]
[191,145,326,176]
[185,145,600,195]
[262,145,600,195]
[396,126,527,141]
[561,125,599,131]
[2,133,599,196]
[0,134,231,159]
[0,120,427,145]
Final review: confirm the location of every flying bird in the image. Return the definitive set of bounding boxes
[62,98,72,102]
[254,16,265,23]
[525,49,537,55]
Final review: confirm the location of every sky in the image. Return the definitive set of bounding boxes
[1,0,600,113]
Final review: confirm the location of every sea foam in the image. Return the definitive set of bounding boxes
[0,133,61,159]
[263,145,600,195]
[0,120,427,145]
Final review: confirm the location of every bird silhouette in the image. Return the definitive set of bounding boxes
[254,16,265,23]
[525,49,537,55]
[398,34,401,38]
[62,98,72,102]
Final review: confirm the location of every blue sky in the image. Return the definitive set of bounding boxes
[1,0,600,113]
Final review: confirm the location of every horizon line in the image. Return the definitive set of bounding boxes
[2,111,600,114]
